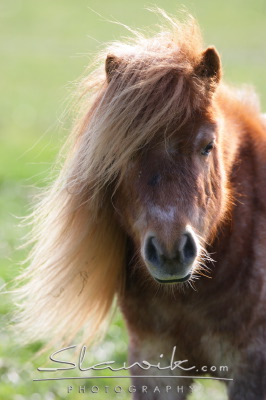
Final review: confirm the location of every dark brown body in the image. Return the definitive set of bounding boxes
[117,97,266,399]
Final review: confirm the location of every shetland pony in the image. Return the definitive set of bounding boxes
[18,12,266,400]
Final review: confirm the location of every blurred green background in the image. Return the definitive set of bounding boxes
[0,0,265,399]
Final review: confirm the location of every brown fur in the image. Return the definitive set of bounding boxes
[17,11,266,399]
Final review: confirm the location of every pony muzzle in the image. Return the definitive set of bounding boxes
[142,228,199,284]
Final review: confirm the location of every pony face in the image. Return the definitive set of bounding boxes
[101,36,226,286]
[113,115,226,284]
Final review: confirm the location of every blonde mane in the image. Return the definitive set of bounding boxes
[16,12,213,344]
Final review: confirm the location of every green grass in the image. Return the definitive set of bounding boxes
[1,0,265,399]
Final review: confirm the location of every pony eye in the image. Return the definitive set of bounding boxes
[201,141,214,156]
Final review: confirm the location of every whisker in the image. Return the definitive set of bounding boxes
[194,270,212,279]
[188,279,197,291]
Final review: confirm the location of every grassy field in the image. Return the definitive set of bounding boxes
[1,0,265,399]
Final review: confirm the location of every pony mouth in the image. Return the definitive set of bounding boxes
[154,273,192,284]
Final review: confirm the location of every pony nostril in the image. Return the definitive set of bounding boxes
[144,236,161,267]
[182,232,197,263]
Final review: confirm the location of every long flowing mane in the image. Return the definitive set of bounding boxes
[16,12,225,344]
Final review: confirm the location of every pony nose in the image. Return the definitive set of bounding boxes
[143,230,198,282]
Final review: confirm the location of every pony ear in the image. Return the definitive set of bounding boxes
[105,54,121,83]
[195,46,221,84]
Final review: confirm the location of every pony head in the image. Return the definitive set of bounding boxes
[17,13,230,344]
[108,43,225,285]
